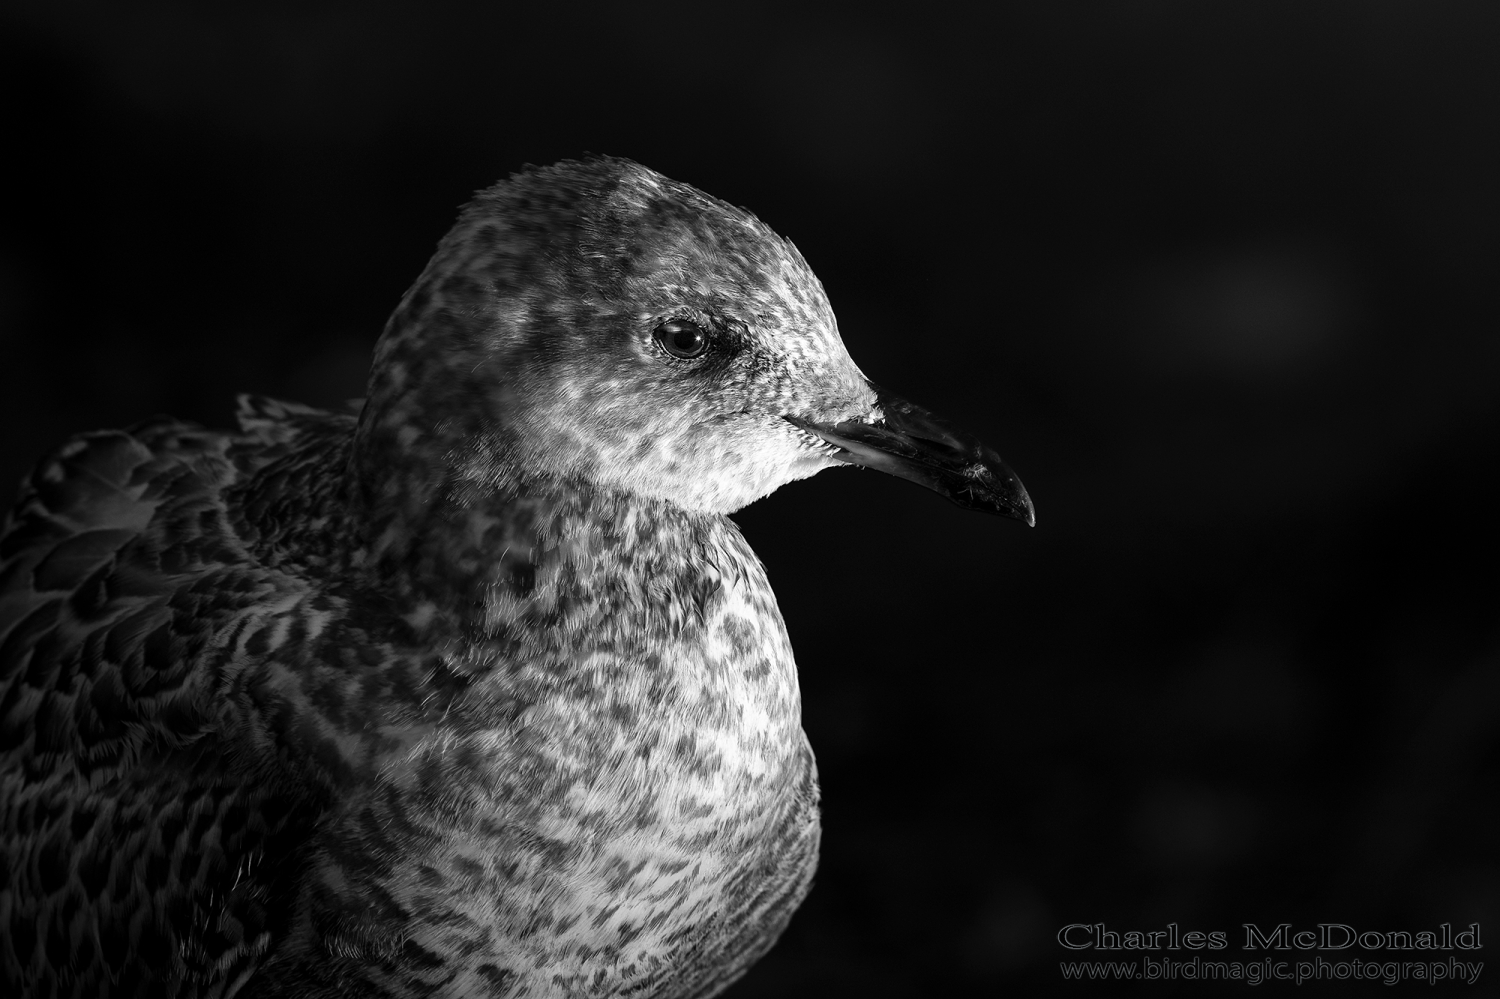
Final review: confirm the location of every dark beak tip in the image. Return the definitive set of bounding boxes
[989,482,1035,527]
[1014,478,1036,526]
[971,461,1034,527]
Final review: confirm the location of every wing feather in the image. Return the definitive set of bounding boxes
[0,411,343,996]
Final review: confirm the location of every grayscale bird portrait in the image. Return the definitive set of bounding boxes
[1,3,1495,997]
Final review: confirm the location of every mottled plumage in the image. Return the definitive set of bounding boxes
[0,157,1031,997]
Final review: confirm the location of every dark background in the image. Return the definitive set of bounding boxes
[3,1,1497,994]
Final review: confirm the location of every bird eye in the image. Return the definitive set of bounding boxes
[654,318,709,359]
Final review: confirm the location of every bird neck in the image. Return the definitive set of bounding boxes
[349,450,742,656]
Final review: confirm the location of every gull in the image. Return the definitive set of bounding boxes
[0,156,1032,998]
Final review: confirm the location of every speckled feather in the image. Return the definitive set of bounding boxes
[0,158,884,998]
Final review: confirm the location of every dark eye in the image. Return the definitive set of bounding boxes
[654,318,709,359]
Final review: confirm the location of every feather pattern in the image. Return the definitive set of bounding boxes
[2,396,820,998]
[2,156,1027,997]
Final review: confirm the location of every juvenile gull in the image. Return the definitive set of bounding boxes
[0,157,1032,998]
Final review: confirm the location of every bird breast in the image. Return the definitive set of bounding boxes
[296,508,819,994]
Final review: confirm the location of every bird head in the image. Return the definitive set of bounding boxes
[356,157,1032,524]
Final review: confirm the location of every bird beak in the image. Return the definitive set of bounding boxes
[786,385,1035,525]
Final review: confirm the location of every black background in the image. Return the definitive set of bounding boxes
[3,2,1497,995]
